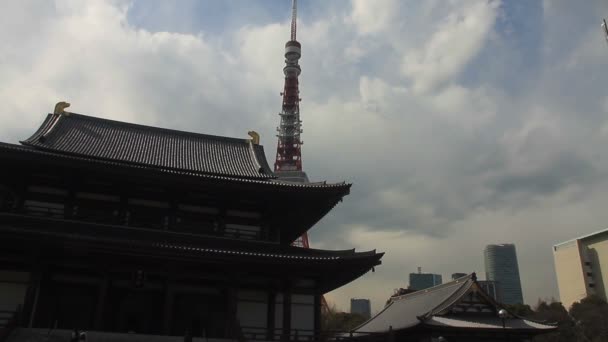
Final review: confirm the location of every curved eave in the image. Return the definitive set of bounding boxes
[0,214,383,293]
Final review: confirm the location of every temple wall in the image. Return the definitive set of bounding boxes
[0,270,29,311]
[236,290,268,329]
[291,294,314,333]
[275,294,284,329]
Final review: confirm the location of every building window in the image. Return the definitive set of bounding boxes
[73,192,120,225]
[23,186,68,219]
[174,204,219,235]
[589,283,595,288]
[587,272,593,277]
[127,198,169,229]
[585,262,592,267]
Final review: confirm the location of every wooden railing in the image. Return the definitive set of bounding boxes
[0,307,20,342]
[10,204,268,242]
[238,326,388,342]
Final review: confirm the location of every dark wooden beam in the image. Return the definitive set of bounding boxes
[281,281,292,342]
[266,290,276,340]
[313,291,321,339]
[162,276,174,335]
[93,273,110,330]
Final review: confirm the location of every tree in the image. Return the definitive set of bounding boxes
[529,296,608,342]
[531,300,576,342]
[506,303,534,317]
[570,295,608,342]
[321,303,367,333]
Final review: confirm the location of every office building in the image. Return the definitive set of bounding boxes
[484,244,524,304]
[554,228,608,309]
[409,269,442,291]
[350,298,371,319]
[478,280,502,302]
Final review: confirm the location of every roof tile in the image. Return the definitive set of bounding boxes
[22,113,275,180]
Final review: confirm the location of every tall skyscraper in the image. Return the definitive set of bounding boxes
[478,280,503,302]
[409,270,442,290]
[350,298,371,319]
[484,244,524,304]
[554,228,608,309]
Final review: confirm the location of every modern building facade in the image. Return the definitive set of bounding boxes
[409,272,442,291]
[484,244,524,305]
[350,299,371,319]
[553,228,608,309]
[478,280,502,302]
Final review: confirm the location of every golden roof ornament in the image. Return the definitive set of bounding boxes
[54,101,71,116]
[248,131,260,145]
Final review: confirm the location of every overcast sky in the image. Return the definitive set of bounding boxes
[2,0,608,314]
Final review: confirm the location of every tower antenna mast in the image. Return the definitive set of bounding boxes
[291,0,297,41]
[603,19,608,45]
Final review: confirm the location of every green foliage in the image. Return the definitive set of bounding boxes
[570,295,608,342]
[530,295,608,342]
[506,303,534,317]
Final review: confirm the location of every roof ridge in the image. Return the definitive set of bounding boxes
[63,112,252,145]
[422,278,474,318]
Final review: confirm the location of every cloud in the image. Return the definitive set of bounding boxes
[401,1,499,93]
[2,0,608,315]
[349,0,400,35]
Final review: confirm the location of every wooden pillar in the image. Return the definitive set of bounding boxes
[313,293,322,340]
[13,174,28,213]
[162,278,174,335]
[282,282,292,341]
[21,268,42,328]
[266,290,276,340]
[65,176,77,219]
[224,286,238,339]
[94,274,110,330]
[118,190,128,225]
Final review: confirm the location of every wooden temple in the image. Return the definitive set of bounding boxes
[0,110,383,340]
[349,273,555,342]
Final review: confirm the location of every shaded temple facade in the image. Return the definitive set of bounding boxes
[0,111,383,340]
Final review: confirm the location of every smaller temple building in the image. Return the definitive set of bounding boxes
[350,274,555,342]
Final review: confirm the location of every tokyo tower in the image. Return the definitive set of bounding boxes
[274,0,310,248]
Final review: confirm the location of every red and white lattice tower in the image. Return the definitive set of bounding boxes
[274,0,309,248]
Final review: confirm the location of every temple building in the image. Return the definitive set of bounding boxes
[350,274,555,342]
[0,107,383,340]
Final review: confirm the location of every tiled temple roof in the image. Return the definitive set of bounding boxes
[22,113,274,180]
[352,274,555,334]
